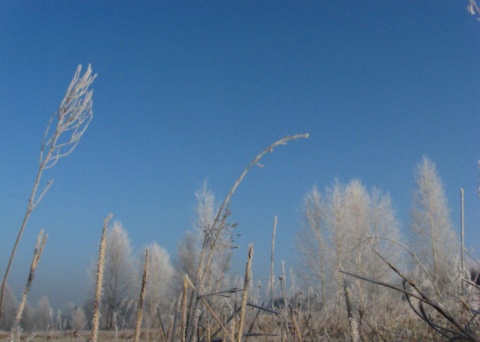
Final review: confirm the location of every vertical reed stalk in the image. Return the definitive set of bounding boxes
[134,249,149,342]
[270,216,277,309]
[181,275,189,342]
[90,214,112,342]
[229,318,236,342]
[165,316,173,342]
[460,188,465,281]
[237,244,254,342]
[343,275,360,342]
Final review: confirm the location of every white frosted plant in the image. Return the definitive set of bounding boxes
[0,64,96,322]
[410,156,459,292]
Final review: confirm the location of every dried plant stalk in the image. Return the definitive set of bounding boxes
[237,244,254,342]
[10,230,47,341]
[134,249,149,342]
[181,275,189,342]
[343,275,360,342]
[270,216,277,309]
[90,214,112,342]
[230,318,236,342]
[165,316,173,342]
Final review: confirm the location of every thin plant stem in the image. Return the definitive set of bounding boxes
[461,189,465,285]
[181,275,189,342]
[10,230,47,342]
[230,318,236,342]
[343,274,360,342]
[134,249,149,342]
[237,244,254,342]
[270,216,277,309]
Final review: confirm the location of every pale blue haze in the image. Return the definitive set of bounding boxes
[0,1,479,309]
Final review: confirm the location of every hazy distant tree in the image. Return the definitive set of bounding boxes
[54,309,62,330]
[90,221,137,330]
[143,243,174,328]
[70,306,87,331]
[62,302,75,330]
[60,302,86,331]
[410,156,459,288]
[20,302,34,332]
[298,179,401,301]
[81,298,94,330]
[0,285,17,330]
[34,296,52,331]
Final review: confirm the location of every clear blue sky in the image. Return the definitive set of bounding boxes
[0,1,479,310]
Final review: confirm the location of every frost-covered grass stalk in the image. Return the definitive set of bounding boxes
[0,65,96,321]
[91,214,112,342]
[269,217,277,309]
[134,249,149,342]
[185,134,309,341]
[10,231,47,342]
[236,244,253,342]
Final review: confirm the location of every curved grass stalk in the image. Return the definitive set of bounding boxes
[185,133,309,341]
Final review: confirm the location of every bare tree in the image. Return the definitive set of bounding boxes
[297,179,401,301]
[90,221,137,330]
[410,156,459,289]
[143,243,174,328]
[70,306,87,331]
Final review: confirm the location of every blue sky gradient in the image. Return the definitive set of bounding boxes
[1,1,479,309]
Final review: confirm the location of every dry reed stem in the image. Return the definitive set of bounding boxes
[237,244,254,342]
[270,216,277,309]
[134,249,149,342]
[230,318,236,342]
[288,306,302,342]
[0,64,96,322]
[10,230,47,341]
[181,275,189,342]
[90,214,112,342]
[205,321,211,342]
[165,316,173,342]
[461,188,465,294]
[343,275,360,342]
